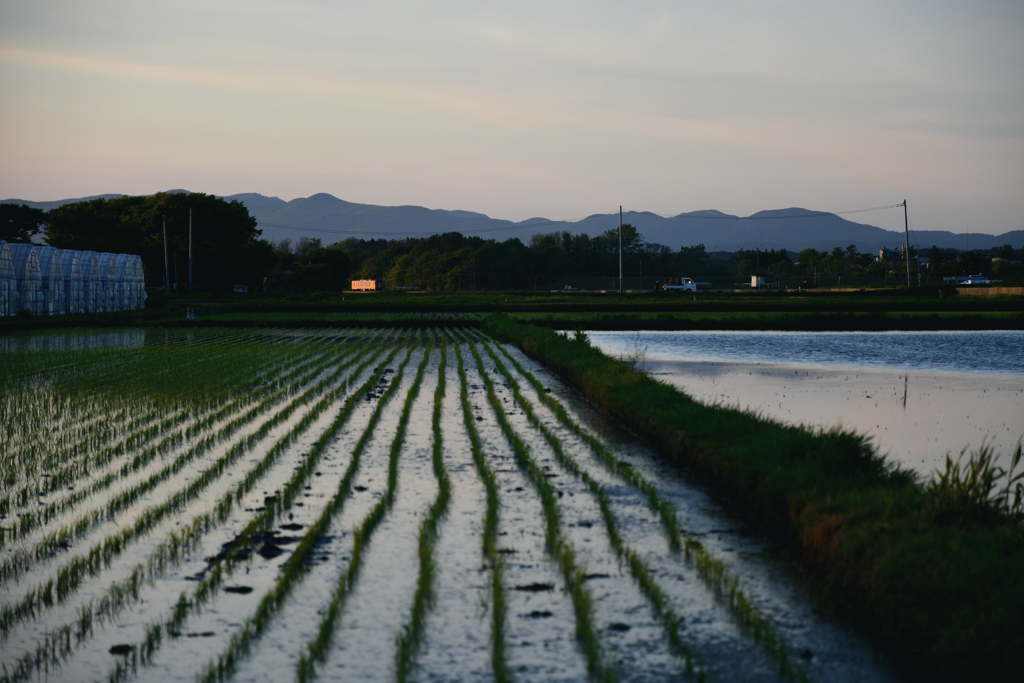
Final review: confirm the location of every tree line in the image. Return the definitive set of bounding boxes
[3,194,1021,293]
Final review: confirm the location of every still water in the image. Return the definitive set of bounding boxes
[585,331,1024,477]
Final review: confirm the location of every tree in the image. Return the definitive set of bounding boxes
[676,245,707,274]
[47,192,264,291]
[0,204,46,242]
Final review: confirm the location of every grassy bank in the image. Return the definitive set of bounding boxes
[482,314,1024,679]
[3,287,1021,333]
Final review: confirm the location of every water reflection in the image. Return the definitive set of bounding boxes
[0,329,148,353]
[587,331,1024,478]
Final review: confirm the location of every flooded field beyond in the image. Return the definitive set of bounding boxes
[586,330,1024,477]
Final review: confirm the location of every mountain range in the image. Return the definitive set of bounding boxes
[4,191,1022,253]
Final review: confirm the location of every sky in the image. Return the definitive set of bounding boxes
[1,0,1022,234]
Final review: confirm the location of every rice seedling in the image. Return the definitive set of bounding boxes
[471,329,684,553]
[453,340,510,683]
[0,331,303,501]
[0,336,381,641]
[467,342,612,682]
[476,333,807,681]
[2,336,403,683]
[198,340,424,683]
[294,340,432,682]
[0,339,352,589]
[395,338,451,682]
[1,334,336,541]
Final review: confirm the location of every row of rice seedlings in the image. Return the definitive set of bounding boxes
[467,341,612,682]
[114,340,417,683]
[479,336,808,682]
[394,339,451,682]
[452,341,511,683]
[0,336,347,578]
[1,329,262,431]
[98,342,411,683]
[0,337,400,683]
[467,329,685,551]
[2,331,286,480]
[0,331,284,491]
[293,337,434,682]
[0,332,330,523]
[0,336,379,637]
[479,341,704,678]
[0,327,249,383]
[0,327,245,403]
[4,332,337,522]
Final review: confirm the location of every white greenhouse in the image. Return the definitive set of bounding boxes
[0,242,147,317]
[0,241,15,317]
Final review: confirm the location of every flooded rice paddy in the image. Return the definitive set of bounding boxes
[586,331,1024,478]
[1,327,897,681]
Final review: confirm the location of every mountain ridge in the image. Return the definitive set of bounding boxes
[3,191,1021,251]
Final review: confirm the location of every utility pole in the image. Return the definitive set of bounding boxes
[188,208,193,291]
[618,205,623,293]
[902,199,911,288]
[162,215,170,292]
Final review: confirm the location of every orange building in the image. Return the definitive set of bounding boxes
[350,279,378,291]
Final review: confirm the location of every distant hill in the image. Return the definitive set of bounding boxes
[4,192,1022,252]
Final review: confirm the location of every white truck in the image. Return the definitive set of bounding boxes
[662,277,698,292]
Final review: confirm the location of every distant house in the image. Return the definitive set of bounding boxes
[351,279,378,291]
[750,273,775,289]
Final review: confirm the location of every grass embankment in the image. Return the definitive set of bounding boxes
[482,315,1024,679]
[3,289,1020,331]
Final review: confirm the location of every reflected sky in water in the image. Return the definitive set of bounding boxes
[587,331,1024,478]
[590,330,1024,375]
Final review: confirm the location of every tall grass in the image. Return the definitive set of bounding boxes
[926,443,1024,523]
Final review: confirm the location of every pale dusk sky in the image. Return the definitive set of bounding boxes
[1,0,1021,233]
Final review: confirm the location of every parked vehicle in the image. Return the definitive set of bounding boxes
[958,275,992,285]
[662,277,698,292]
